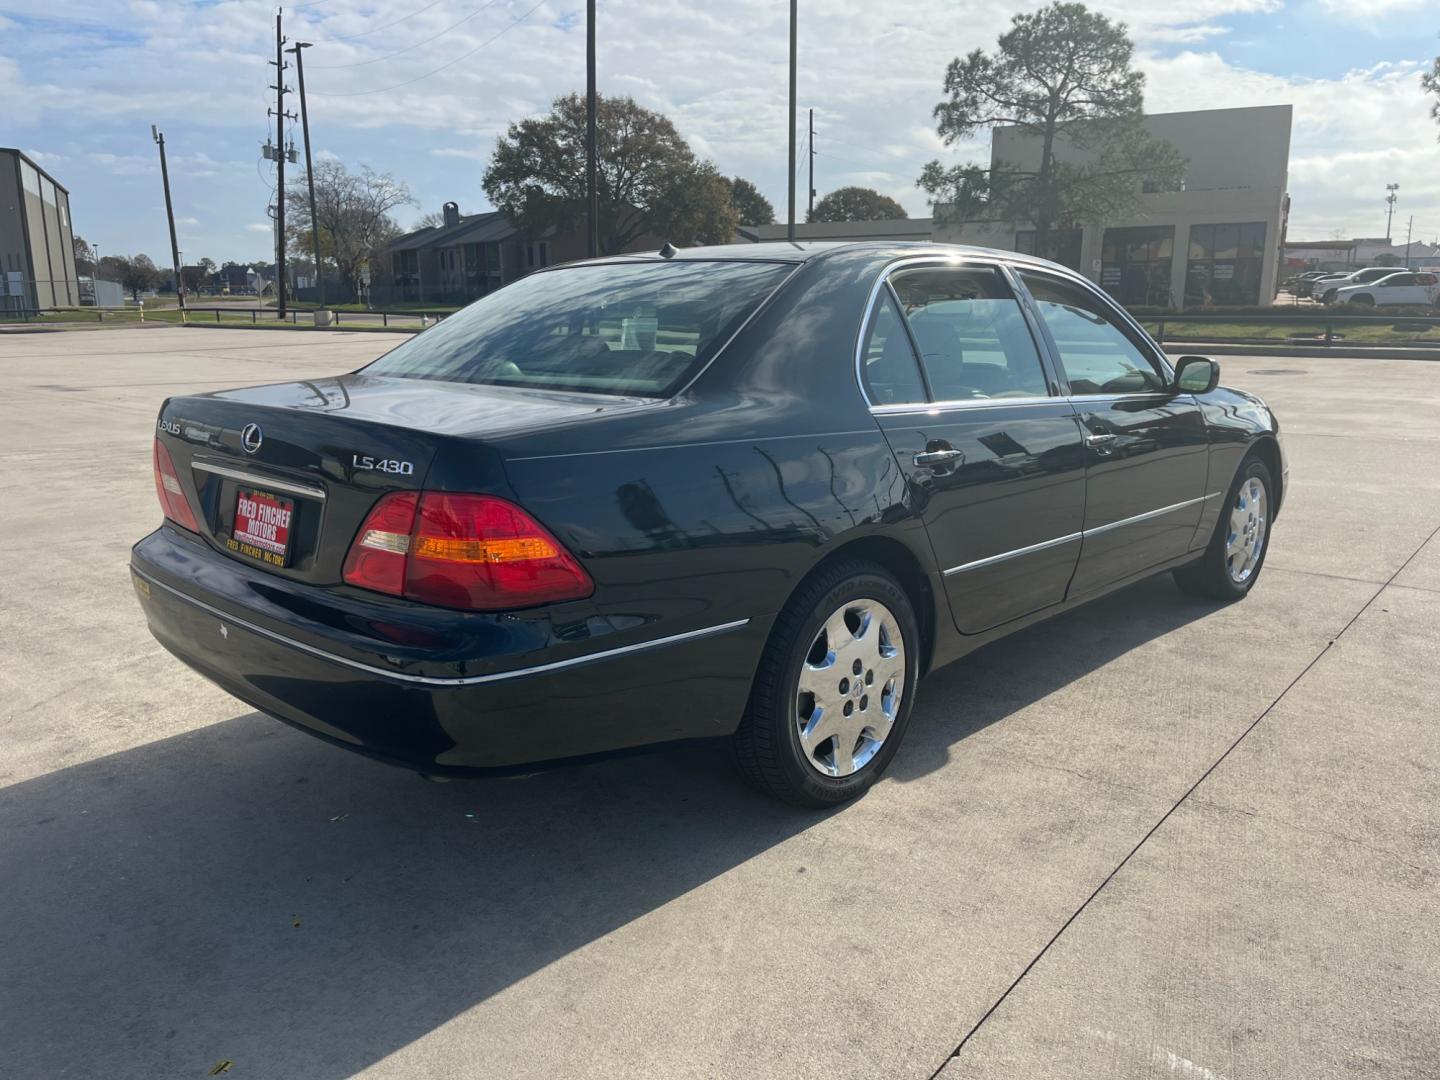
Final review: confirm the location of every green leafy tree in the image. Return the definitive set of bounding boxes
[728,176,775,225]
[285,160,413,300]
[72,236,96,277]
[807,186,908,223]
[113,253,161,302]
[483,93,738,254]
[920,1,1184,258]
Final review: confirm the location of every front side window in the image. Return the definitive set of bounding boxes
[1019,272,1167,396]
[366,260,792,397]
[890,266,1049,400]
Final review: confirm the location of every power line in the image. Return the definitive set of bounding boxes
[310,0,505,69]
[314,0,449,42]
[309,1,545,97]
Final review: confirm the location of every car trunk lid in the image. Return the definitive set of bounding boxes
[155,372,649,585]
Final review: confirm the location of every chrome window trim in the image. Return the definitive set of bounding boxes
[941,491,1222,576]
[191,459,328,500]
[132,567,750,687]
[869,389,1175,418]
[854,253,1050,411]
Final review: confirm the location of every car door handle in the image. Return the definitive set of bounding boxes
[913,449,964,468]
[1084,433,1118,448]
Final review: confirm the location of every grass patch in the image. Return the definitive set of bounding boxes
[1137,319,1440,346]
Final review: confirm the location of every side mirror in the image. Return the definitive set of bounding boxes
[1175,355,1220,394]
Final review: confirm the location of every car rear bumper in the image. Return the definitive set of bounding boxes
[131,525,766,773]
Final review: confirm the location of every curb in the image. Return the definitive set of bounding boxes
[1162,342,1440,361]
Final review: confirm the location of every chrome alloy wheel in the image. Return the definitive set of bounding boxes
[795,599,906,778]
[1227,476,1268,584]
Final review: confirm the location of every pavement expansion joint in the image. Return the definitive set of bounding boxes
[927,516,1440,1078]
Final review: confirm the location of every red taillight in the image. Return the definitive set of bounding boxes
[342,491,418,597]
[152,438,200,532]
[343,491,593,611]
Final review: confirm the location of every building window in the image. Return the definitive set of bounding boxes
[1100,225,1174,307]
[1014,228,1082,272]
[1185,222,1266,307]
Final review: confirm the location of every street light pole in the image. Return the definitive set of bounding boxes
[786,0,797,242]
[290,41,324,308]
[1385,183,1399,244]
[586,0,598,258]
[151,126,186,312]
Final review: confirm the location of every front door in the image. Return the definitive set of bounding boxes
[863,262,1087,634]
[1015,269,1211,598]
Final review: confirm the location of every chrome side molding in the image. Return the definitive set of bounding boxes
[943,492,1221,576]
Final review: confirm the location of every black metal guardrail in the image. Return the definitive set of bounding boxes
[9,305,1438,347]
[2,306,452,327]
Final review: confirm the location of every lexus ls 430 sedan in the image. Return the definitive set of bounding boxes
[132,242,1286,806]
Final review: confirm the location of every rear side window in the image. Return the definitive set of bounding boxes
[366,260,792,397]
[860,290,927,405]
[890,266,1049,400]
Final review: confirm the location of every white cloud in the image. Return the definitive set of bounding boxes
[176,216,200,226]
[2,0,1435,255]
[244,223,272,233]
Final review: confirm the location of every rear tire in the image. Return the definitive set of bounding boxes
[1174,456,1274,601]
[732,560,919,807]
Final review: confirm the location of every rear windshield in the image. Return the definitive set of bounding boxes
[364,259,793,397]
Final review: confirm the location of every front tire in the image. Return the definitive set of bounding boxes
[732,560,920,807]
[1174,456,1274,601]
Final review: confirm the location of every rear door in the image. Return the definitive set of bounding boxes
[864,260,1088,634]
[1015,268,1210,598]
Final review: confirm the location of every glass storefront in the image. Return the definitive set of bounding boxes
[1100,226,1175,307]
[1184,222,1266,307]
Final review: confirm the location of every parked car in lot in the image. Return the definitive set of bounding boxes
[1315,266,1404,303]
[1289,269,1333,297]
[132,242,1286,806]
[1327,270,1440,307]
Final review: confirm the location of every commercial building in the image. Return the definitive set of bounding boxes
[1,148,80,310]
[740,105,1293,310]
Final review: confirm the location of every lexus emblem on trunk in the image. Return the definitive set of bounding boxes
[241,423,263,454]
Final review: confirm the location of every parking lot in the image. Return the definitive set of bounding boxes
[1,326,1436,1079]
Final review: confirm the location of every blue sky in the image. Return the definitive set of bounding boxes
[3,0,1437,265]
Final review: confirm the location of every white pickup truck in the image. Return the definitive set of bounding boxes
[1328,271,1440,307]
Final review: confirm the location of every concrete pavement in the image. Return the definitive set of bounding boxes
[0,328,1436,1079]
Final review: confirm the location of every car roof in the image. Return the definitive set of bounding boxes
[601,239,1070,274]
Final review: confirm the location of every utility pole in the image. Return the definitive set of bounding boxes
[151,126,185,313]
[289,40,324,308]
[1385,183,1399,243]
[268,11,296,317]
[1405,215,1413,269]
[807,107,815,220]
[786,0,796,242]
[586,0,598,258]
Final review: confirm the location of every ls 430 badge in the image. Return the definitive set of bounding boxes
[352,454,415,475]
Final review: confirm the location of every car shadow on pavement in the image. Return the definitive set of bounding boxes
[0,576,1219,1079]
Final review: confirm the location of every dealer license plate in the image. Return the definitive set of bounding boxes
[229,489,295,567]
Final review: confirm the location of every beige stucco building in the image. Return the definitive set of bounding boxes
[740,105,1293,311]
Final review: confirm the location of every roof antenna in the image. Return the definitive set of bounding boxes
[659,242,679,259]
